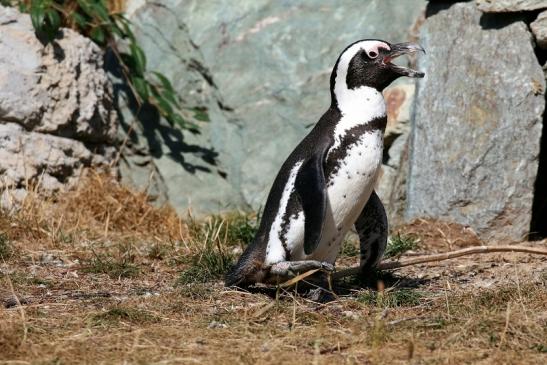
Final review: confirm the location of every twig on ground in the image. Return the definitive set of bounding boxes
[333,245,547,280]
[278,269,320,287]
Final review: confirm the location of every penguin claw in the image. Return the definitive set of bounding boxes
[320,262,335,272]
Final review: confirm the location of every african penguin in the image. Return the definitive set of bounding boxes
[225,40,425,287]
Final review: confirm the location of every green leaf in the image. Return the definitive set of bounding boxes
[152,92,174,117]
[45,8,61,33]
[76,0,95,19]
[90,1,109,22]
[152,72,179,106]
[18,2,29,13]
[90,27,105,45]
[130,43,146,75]
[30,3,45,32]
[114,15,135,40]
[171,113,200,133]
[71,12,87,28]
[152,72,175,93]
[109,23,123,38]
[161,90,179,108]
[131,76,149,102]
[192,107,210,122]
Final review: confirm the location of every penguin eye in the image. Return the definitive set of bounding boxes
[367,51,378,59]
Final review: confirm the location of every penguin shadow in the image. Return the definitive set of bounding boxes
[239,270,430,304]
[106,53,220,175]
[334,270,430,296]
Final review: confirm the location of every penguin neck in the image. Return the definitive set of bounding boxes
[330,61,386,120]
[332,85,385,120]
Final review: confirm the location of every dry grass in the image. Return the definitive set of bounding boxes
[1,170,185,247]
[0,172,546,364]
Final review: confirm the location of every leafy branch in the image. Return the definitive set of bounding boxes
[4,0,204,133]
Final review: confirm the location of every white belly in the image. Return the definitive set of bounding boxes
[289,131,383,263]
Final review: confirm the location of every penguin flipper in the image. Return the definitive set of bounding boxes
[355,191,388,274]
[295,150,328,255]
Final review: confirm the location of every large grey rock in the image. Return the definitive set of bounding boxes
[476,0,547,12]
[0,123,114,194]
[122,0,426,215]
[0,5,118,198]
[0,5,117,143]
[407,3,545,240]
[376,81,416,208]
[531,11,547,49]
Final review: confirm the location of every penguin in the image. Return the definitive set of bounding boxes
[225,39,425,287]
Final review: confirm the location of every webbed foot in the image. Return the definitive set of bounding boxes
[270,260,334,278]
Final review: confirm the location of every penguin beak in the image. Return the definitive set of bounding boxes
[383,42,425,78]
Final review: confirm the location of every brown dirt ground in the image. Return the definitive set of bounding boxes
[1,173,546,364]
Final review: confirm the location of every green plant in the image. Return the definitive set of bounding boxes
[224,212,259,247]
[341,238,359,257]
[178,241,234,285]
[358,288,423,308]
[83,245,140,279]
[384,233,419,259]
[8,0,203,132]
[0,233,12,259]
[178,215,242,284]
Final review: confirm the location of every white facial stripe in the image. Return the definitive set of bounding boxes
[329,40,387,158]
[334,41,389,103]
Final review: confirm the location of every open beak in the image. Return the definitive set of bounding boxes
[384,42,425,78]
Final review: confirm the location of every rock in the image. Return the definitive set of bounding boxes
[376,81,416,210]
[122,0,427,215]
[384,81,416,147]
[531,11,547,49]
[476,0,547,12]
[208,320,228,329]
[407,3,545,240]
[0,123,114,194]
[0,5,118,200]
[0,5,117,143]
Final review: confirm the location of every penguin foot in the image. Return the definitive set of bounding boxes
[270,260,334,278]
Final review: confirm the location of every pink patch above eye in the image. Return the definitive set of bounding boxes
[363,41,390,57]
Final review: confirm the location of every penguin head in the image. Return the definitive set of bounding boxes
[331,40,425,103]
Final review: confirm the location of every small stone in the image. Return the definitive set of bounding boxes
[531,11,547,49]
[476,0,547,12]
[3,295,29,308]
[208,320,228,329]
[342,310,361,320]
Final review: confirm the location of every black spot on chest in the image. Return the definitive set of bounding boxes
[325,116,386,183]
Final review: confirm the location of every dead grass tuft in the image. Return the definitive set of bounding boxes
[57,171,185,241]
[1,170,186,248]
[91,306,160,326]
[393,217,483,251]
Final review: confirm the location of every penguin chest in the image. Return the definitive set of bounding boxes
[326,130,383,225]
[307,130,383,262]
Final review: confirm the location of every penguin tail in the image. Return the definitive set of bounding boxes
[224,264,247,287]
[224,243,264,287]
